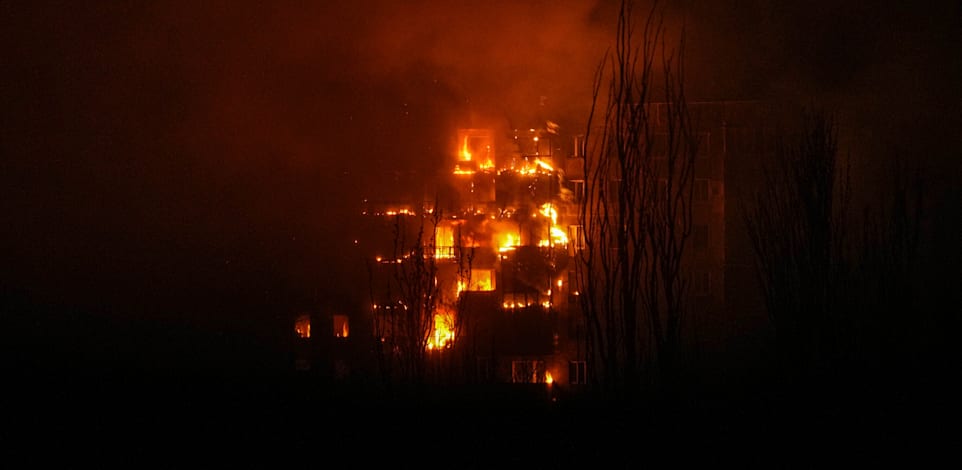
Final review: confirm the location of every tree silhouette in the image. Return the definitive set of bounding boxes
[743,112,852,383]
[578,0,698,396]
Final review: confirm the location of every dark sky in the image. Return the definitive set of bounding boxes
[2,1,959,337]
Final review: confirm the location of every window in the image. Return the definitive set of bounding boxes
[295,314,311,339]
[569,361,587,385]
[693,224,709,253]
[568,225,585,253]
[571,180,585,203]
[694,178,710,202]
[511,360,546,383]
[333,314,349,338]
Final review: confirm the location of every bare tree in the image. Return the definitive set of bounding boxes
[578,0,698,396]
[743,112,851,382]
[372,207,443,386]
[855,156,922,377]
[369,203,478,387]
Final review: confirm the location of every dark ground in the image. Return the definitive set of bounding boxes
[4,363,949,468]
[1,299,952,467]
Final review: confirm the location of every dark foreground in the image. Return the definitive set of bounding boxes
[4,367,949,468]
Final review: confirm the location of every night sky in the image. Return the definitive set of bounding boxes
[2,1,959,364]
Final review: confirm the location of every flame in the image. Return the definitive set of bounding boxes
[536,203,569,247]
[534,159,554,172]
[333,314,349,338]
[545,371,554,384]
[539,203,558,225]
[498,232,520,252]
[550,226,568,245]
[461,136,472,161]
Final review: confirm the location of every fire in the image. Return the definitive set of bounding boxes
[382,208,415,216]
[545,371,554,384]
[550,226,568,245]
[333,314,349,338]
[536,203,569,247]
[534,159,554,172]
[426,311,455,350]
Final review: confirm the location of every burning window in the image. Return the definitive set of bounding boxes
[470,269,495,291]
[434,224,456,259]
[457,129,494,169]
[294,314,311,339]
[496,231,521,253]
[426,311,455,350]
[333,314,349,338]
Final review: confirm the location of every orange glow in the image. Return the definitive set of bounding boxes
[545,371,554,384]
[333,314,349,338]
[295,314,311,338]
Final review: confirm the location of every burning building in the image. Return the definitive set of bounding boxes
[293,101,779,389]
